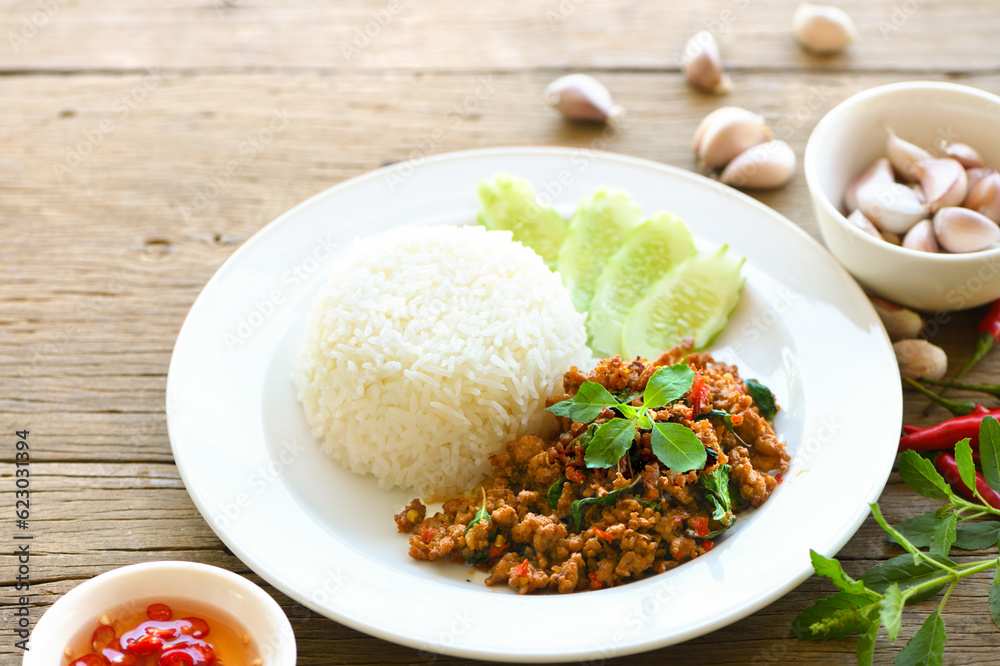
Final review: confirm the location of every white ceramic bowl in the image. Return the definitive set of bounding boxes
[805,81,1000,312]
[22,561,296,665]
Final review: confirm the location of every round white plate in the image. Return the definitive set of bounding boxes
[166,147,901,662]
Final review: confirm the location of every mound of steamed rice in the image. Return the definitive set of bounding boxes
[294,224,591,498]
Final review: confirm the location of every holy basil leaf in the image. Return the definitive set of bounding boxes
[546,381,620,423]
[898,449,954,502]
[568,477,641,532]
[547,476,566,510]
[895,609,946,666]
[953,521,1000,550]
[791,590,880,641]
[930,513,958,559]
[650,421,706,473]
[702,464,733,523]
[893,512,940,548]
[643,363,695,410]
[745,378,777,420]
[955,438,977,496]
[856,616,880,666]
[870,503,922,565]
[465,488,490,534]
[860,553,953,603]
[980,416,1000,494]
[583,419,636,469]
[810,549,869,596]
[879,583,904,642]
[694,409,736,431]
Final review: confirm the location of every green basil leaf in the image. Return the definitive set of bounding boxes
[465,488,490,534]
[702,464,733,523]
[546,381,620,423]
[568,477,641,532]
[694,409,736,431]
[583,419,636,469]
[650,421,706,473]
[879,583,904,642]
[953,521,1000,550]
[745,378,777,420]
[980,416,1000,494]
[547,476,566,510]
[898,450,954,501]
[860,553,953,603]
[894,609,946,666]
[634,413,651,430]
[643,363,695,410]
[954,438,977,496]
[809,550,869,595]
[790,590,879,641]
[870,503,922,565]
[892,512,940,548]
[856,615,880,666]
[930,513,957,559]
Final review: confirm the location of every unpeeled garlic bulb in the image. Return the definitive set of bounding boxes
[893,339,947,381]
[793,3,859,55]
[933,207,1000,253]
[719,140,796,189]
[693,106,773,171]
[963,170,1000,223]
[915,158,968,213]
[682,31,731,94]
[544,74,623,124]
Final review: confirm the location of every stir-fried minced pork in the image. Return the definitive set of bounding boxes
[394,348,790,594]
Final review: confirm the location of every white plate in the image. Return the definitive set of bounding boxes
[166,147,901,662]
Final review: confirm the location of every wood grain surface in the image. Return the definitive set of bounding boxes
[3,0,1000,664]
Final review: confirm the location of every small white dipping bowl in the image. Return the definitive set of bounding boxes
[805,81,1000,312]
[22,561,296,665]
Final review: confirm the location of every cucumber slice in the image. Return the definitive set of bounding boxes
[587,213,697,357]
[556,188,642,312]
[621,247,745,360]
[477,173,567,266]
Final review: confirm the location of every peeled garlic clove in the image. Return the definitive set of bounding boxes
[843,157,894,213]
[719,140,796,190]
[846,208,884,240]
[965,167,994,194]
[885,126,932,181]
[915,158,968,213]
[963,170,1000,223]
[856,181,929,234]
[682,31,731,94]
[869,295,925,341]
[792,3,859,55]
[544,74,623,124]
[942,141,984,169]
[933,206,1000,253]
[693,107,773,171]
[893,339,947,381]
[902,219,939,253]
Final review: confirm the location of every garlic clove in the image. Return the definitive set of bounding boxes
[719,140,796,189]
[933,206,1000,253]
[792,3,859,55]
[965,167,994,194]
[843,157,894,213]
[915,158,968,213]
[902,219,939,253]
[941,141,985,169]
[893,339,947,381]
[963,170,1000,223]
[885,126,932,181]
[869,295,925,341]
[846,208,884,240]
[544,74,623,124]
[682,31,731,94]
[856,181,929,234]
[693,107,773,171]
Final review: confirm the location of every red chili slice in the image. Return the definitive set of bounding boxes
[124,634,164,655]
[180,617,210,639]
[91,624,116,652]
[147,603,173,621]
[511,559,531,578]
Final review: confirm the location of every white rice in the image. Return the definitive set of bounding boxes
[294,224,591,498]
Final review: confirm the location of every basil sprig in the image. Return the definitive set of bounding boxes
[547,364,706,473]
[465,487,490,534]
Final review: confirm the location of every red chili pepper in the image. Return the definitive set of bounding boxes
[593,527,615,541]
[691,516,709,537]
[774,472,783,484]
[511,559,530,578]
[419,528,437,543]
[897,409,1000,452]
[934,452,1000,510]
[689,370,708,415]
[588,572,603,589]
[489,543,509,559]
[702,539,714,552]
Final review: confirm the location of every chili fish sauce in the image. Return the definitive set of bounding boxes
[64,599,262,666]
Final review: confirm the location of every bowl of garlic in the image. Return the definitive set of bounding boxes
[805,81,1000,312]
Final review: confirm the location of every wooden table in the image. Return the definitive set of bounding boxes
[4,1,1000,663]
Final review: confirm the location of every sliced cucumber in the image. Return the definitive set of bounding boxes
[587,213,697,357]
[477,173,567,266]
[556,188,642,313]
[621,247,745,360]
